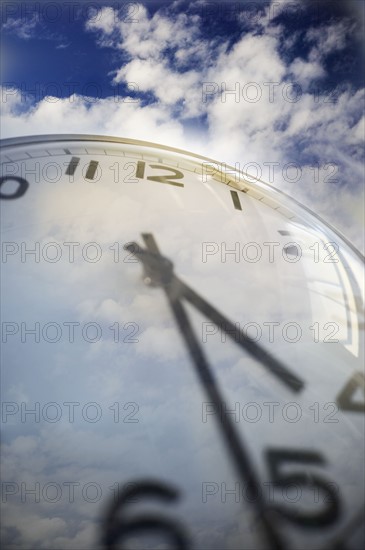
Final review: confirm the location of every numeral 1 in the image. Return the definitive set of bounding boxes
[135,161,145,179]
[230,190,242,210]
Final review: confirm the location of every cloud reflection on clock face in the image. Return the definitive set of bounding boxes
[1,136,364,550]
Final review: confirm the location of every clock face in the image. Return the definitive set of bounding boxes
[1,135,364,550]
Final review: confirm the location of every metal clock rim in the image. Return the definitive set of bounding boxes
[1,133,364,263]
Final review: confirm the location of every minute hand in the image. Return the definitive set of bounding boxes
[126,236,304,393]
[173,277,304,392]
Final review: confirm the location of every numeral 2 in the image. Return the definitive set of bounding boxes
[135,161,184,187]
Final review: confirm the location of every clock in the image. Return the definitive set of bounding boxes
[1,134,364,550]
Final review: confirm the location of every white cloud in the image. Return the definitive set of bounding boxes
[1,13,67,44]
[0,91,186,146]
[113,58,200,107]
[289,58,326,89]
[2,14,40,40]
[86,6,116,35]
[56,43,71,50]
[3,504,69,548]
[306,20,356,60]
[86,4,207,64]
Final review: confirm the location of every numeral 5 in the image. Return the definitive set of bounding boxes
[265,449,340,527]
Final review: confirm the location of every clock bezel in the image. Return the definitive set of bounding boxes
[1,133,364,263]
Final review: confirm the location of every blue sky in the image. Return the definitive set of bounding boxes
[1,1,364,251]
[1,1,364,97]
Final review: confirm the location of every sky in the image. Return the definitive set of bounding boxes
[1,2,365,549]
[0,0,364,251]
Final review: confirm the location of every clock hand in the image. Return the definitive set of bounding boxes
[126,239,174,287]
[125,235,304,393]
[126,234,286,550]
[164,285,285,550]
[173,278,304,392]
